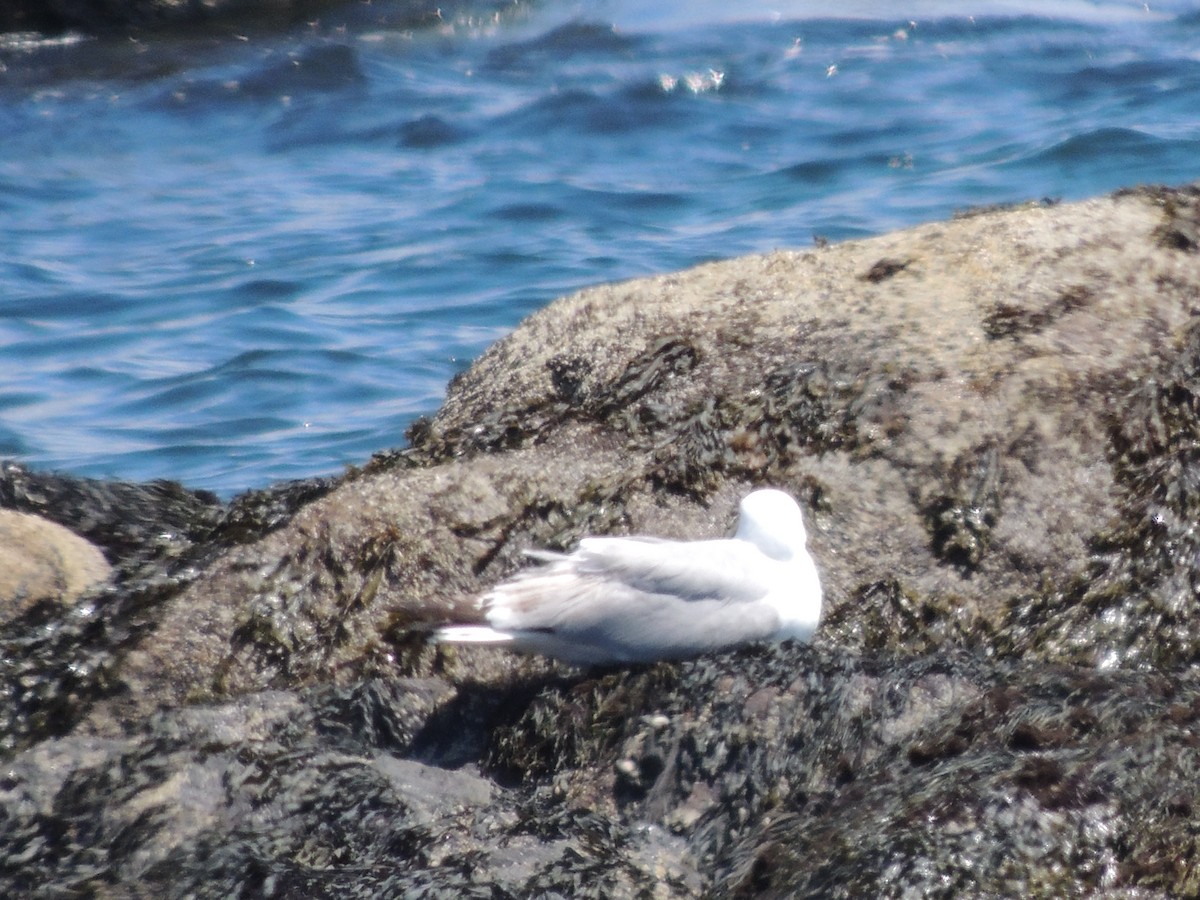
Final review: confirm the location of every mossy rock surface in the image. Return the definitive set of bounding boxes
[5,183,1200,896]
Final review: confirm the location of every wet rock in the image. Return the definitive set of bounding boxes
[6,183,1200,895]
[0,510,111,620]
[0,0,512,37]
[5,643,1198,897]
[711,651,1200,898]
[0,465,337,756]
[0,0,322,34]
[0,461,222,568]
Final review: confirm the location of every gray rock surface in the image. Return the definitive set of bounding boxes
[4,183,1200,896]
[0,510,111,620]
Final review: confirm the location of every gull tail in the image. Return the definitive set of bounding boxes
[432,625,514,645]
[523,548,568,563]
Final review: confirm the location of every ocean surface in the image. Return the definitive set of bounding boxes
[2,0,1198,498]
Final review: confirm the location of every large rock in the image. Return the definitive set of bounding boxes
[0,0,340,34]
[8,645,1198,897]
[0,0,510,36]
[4,183,1200,896]
[111,183,1200,716]
[0,510,111,621]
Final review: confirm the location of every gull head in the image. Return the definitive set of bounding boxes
[733,488,809,561]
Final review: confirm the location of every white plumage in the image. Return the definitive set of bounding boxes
[433,488,823,664]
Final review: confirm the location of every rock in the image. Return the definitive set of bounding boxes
[0,461,224,567]
[5,183,1200,896]
[0,510,111,620]
[109,184,1200,719]
[0,0,322,34]
[3,644,1198,896]
[0,463,331,755]
[0,0,506,37]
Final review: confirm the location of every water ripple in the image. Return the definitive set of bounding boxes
[1,2,1199,495]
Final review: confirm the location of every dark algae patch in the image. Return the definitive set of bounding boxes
[999,316,1200,671]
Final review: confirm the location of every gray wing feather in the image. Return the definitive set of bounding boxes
[571,536,771,602]
[483,537,780,661]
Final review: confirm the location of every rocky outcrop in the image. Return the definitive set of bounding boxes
[0,0,335,34]
[0,510,111,620]
[0,0,502,37]
[4,183,1200,896]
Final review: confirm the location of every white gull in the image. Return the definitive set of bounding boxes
[433,488,822,664]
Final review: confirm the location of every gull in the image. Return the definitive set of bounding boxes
[433,488,822,664]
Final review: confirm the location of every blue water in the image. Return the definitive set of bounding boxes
[2,0,1198,497]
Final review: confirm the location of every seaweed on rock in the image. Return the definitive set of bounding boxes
[920,441,1002,573]
[397,337,702,468]
[716,661,1200,898]
[818,579,980,657]
[998,318,1200,670]
[10,186,1200,896]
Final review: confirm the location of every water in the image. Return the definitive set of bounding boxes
[1,0,1198,497]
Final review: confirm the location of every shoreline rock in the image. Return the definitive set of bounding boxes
[0,510,111,621]
[0,0,513,38]
[4,182,1200,896]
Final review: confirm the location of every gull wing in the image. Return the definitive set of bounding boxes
[571,535,773,603]
[483,536,781,662]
